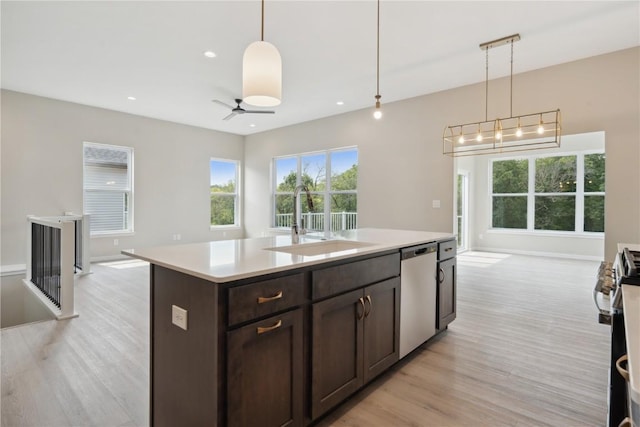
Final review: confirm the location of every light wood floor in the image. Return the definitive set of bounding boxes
[1,252,609,426]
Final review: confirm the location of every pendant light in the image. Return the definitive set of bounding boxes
[242,0,282,107]
[373,0,382,120]
[443,34,561,156]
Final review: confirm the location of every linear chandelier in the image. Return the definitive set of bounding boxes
[443,34,561,157]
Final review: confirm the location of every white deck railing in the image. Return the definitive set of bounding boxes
[275,212,357,231]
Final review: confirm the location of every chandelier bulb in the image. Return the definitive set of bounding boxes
[537,115,545,134]
[458,131,464,144]
[373,95,382,120]
[515,118,523,137]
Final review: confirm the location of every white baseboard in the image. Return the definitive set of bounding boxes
[470,246,603,261]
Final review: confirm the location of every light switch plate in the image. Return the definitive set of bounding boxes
[172,305,188,330]
[432,200,441,208]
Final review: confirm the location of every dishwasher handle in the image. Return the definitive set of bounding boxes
[401,243,437,260]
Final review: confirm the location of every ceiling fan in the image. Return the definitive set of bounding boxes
[212,98,276,121]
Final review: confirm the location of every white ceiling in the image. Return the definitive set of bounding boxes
[2,1,639,136]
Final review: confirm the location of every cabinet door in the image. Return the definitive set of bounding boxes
[437,257,457,329]
[311,289,364,420]
[363,277,400,383]
[227,309,303,427]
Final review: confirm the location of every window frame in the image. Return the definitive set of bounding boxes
[272,147,358,236]
[210,158,241,229]
[83,141,134,237]
[489,149,605,235]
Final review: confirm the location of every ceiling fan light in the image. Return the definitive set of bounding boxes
[242,41,282,107]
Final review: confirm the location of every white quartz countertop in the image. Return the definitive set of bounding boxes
[122,228,454,283]
[623,284,640,408]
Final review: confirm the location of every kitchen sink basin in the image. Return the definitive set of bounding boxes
[264,240,376,257]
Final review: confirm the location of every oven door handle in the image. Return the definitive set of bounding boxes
[593,281,610,315]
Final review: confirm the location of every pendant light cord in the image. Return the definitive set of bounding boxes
[510,40,514,118]
[261,0,265,41]
[484,47,488,122]
[376,0,380,97]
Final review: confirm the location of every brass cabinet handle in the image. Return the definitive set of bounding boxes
[364,295,372,318]
[618,417,631,427]
[257,290,283,304]
[257,319,282,335]
[616,354,629,381]
[438,267,445,284]
[357,297,365,320]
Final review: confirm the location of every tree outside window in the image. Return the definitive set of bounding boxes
[273,148,357,233]
[491,151,605,233]
[492,159,528,229]
[210,159,239,227]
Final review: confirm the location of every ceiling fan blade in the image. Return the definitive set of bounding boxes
[222,112,238,121]
[212,99,235,109]
[244,110,275,115]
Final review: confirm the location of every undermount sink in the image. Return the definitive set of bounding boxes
[264,240,376,257]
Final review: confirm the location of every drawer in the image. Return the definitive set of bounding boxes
[312,252,400,300]
[228,273,305,326]
[438,239,456,261]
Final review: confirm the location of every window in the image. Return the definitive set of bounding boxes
[490,151,605,233]
[273,148,357,234]
[83,142,133,235]
[210,159,239,227]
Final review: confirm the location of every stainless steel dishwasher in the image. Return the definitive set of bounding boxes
[399,242,437,359]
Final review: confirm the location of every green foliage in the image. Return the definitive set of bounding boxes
[584,195,605,232]
[535,156,576,193]
[331,164,357,191]
[211,180,235,193]
[211,194,235,226]
[493,160,528,193]
[535,195,575,231]
[493,154,605,232]
[585,153,605,192]
[492,196,527,229]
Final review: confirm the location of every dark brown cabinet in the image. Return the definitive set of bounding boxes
[437,239,457,330]
[227,308,304,427]
[311,277,400,419]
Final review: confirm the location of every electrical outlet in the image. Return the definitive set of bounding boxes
[113,239,119,246]
[176,234,181,241]
[172,305,188,330]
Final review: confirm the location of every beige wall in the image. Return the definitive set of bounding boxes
[2,47,638,268]
[245,47,639,261]
[1,90,244,267]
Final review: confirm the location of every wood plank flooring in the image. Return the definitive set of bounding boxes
[1,252,609,426]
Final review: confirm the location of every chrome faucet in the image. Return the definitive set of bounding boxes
[292,184,314,244]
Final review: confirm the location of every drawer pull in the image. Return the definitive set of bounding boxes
[257,320,282,335]
[618,417,631,427]
[364,295,372,318]
[616,354,629,381]
[445,247,453,252]
[257,290,283,304]
[357,297,365,320]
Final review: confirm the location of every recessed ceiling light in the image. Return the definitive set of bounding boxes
[127,96,136,101]
[336,101,344,106]
[203,51,217,58]
[249,124,256,128]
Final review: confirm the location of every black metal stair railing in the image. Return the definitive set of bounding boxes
[30,222,62,308]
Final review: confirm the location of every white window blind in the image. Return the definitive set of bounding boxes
[83,143,133,234]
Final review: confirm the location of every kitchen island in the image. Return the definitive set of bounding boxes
[123,228,455,427]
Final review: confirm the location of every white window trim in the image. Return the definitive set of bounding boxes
[210,158,241,229]
[83,141,134,236]
[489,150,604,235]
[272,147,358,237]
